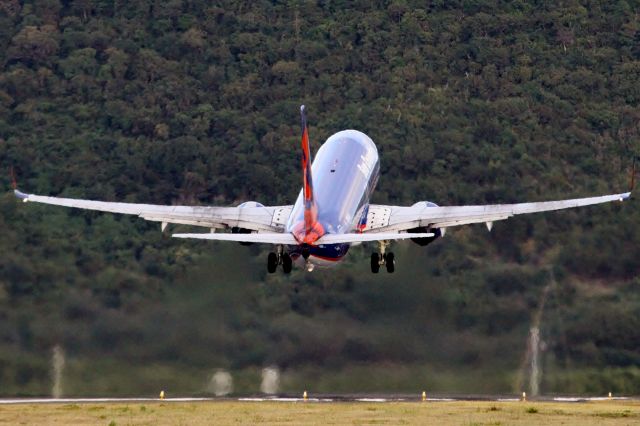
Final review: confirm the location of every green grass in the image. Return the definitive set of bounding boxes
[0,400,638,425]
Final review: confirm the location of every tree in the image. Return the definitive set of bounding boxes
[7,25,59,65]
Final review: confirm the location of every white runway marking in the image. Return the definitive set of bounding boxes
[0,398,211,404]
[553,397,630,402]
[0,395,634,405]
[238,397,333,402]
[355,398,388,402]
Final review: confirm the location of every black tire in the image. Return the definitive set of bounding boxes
[385,252,395,273]
[267,252,278,273]
[282,253,293,274]
[371,253,380,273]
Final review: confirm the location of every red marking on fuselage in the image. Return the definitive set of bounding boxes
[310,253,344,262]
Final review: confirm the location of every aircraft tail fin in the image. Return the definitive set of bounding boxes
[300,105,314,206]
[297,105,324,244]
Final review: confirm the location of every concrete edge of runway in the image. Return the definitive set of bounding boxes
[0,395,636,405]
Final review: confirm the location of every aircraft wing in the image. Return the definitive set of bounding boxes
[172,231,435,245]
[364,192,631,233]
[13,189,292,233]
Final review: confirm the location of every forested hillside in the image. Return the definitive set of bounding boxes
[0,1,639,396]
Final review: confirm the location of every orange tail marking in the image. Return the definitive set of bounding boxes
[296,105,324,245]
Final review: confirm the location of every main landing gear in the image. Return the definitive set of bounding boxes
[267,245,292,274]
[370,241,395,273]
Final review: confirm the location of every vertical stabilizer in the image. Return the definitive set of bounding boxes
[295,105,324,244]
[300,105,314,209]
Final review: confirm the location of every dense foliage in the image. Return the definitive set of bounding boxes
[0,0,639,396]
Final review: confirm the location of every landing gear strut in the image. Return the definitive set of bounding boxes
[267,245,292,274]
[370,240,395,273]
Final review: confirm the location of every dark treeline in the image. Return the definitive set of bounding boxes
[0,0,639,396]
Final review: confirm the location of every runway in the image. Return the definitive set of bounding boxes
[0,395,634,404]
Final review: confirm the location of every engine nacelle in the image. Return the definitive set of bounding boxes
[408,227,442,246]
[234,201,265,245]
[238,201,265,208]
[408,201,441,246]
[411,201,439,208]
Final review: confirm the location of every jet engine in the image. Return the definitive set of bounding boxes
[407,226,442,246]
[233,201,266,245]
[407,201,442,246]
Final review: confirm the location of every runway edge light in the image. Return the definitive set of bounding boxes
[159,390,165,400]
[303,390,308,401]
[521,392,526,401]
[422,391,426,402]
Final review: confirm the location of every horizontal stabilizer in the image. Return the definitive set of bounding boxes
[172,231,434,245]
[316,232,434,244]
[172,232,299,245]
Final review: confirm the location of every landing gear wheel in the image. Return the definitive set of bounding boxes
[267,252,278,273]
[385,252,395,273]
[282,253,292,274]
[370,253,380,273]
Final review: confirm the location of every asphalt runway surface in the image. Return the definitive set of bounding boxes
[0,395,635,404]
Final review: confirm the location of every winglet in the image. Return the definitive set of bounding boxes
[14,189,29,200]
[13,189,29,201]
[9,167,29,201]
[630,157,637,193]
[9,166,17,190]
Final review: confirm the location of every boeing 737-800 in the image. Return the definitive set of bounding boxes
[14,106,631,273]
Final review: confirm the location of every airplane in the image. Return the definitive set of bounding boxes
[13,105,632,273]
